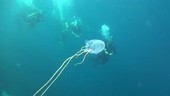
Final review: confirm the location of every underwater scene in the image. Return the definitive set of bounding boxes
[0,0,170,96]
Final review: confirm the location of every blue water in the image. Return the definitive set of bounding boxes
[0,0,170,96]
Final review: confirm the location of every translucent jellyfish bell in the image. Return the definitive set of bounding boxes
[84,39,105,54]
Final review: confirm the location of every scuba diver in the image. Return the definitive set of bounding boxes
[59,16,82,46]
[92,39,116,65]
[91,24,116,66]
[16,6,44,31]
[62,16,82,37]
[69,16,82,37]
[24,9,43,28]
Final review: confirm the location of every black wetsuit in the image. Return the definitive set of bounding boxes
[93,39,116,65]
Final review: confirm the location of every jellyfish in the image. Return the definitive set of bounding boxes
[85,39,105,54]
[33,39,105,96]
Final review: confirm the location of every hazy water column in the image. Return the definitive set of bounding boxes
[52,0,75,21]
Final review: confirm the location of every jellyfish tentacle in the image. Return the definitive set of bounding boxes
[34,50,86,96]
[33,56,72,96]
[75,51,90,66]
[41,56,73,96]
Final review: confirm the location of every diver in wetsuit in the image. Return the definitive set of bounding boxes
[16,6,44,32]
[92,24,116,65]
[69,16,82,37]
[93,39,116,65]
[62,16,82,37]
[59,16,82,47]
[24,9,43,28]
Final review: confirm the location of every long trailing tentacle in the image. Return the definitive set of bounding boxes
[41,56,73,96]
[33,56,72,96]
[33,46,86,96]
